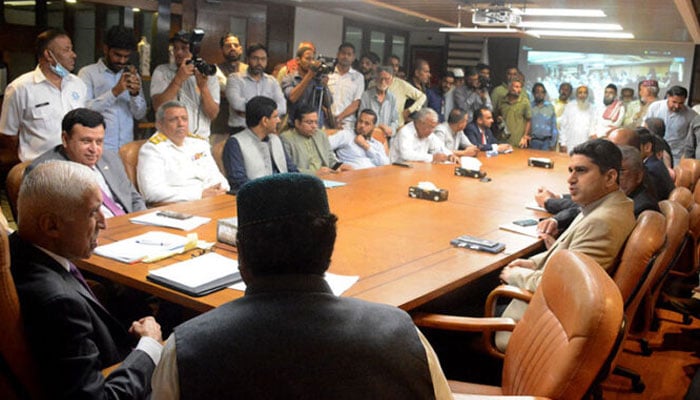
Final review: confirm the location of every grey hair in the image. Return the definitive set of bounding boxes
[618,145,643,174]
[18,160,98,225]
[377,65,394,76]
[414,107,438,123]
[156,100,188,123]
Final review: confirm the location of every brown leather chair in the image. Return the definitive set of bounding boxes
[118,139,146,193]
[678,158,700,191]
[0,228,43,399]
[5,160,31,222]
[631,200,689,345]
[414,250,624,399]
[669,186,693,210]
[211,139,227,176]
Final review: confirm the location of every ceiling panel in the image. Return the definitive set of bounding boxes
[269,0,699,43]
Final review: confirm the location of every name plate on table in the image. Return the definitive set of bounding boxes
[408,186,448,202]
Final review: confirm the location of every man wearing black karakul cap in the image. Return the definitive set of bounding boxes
[151,173,452,399]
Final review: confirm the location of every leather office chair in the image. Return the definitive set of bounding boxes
[669,186,693,210]
[667,187,700,279]
[5,160,31,222]
[0,228,43,399]
[632,200,689,345]
[118,139,146,193]
[211,139,227,176]
[414,250,624,399]
[678,158,700,191]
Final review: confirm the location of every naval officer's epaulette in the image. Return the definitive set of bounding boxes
[188,133,206,140]
[148,132,168,144]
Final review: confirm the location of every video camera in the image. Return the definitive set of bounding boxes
[183,29,216,76]
[312,55,336,76]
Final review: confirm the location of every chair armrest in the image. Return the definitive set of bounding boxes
[412,312,517,333]
[485,284,534,318]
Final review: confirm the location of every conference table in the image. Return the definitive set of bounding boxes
[77,149,571,314]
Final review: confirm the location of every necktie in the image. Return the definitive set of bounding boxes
[69,262,99,302]
[481,130,486,145]
[100,188,125,216]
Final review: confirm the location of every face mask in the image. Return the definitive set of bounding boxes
[48,50,70,78]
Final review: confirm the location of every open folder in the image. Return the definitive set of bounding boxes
[147,252,242,297]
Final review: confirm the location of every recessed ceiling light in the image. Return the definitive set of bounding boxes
[438,27,520,33]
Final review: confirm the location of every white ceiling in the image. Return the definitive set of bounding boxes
[270,0,700,43]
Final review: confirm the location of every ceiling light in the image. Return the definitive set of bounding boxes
[525,30,635,39]
[439,27,520,33]
[518,22,622,31]
[515,8,606,17]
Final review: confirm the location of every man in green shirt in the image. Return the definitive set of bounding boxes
[497,79,532,148]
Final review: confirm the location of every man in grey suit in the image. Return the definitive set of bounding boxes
[10,160,162,399]
[280,103,353,175]
[28,108,145,216]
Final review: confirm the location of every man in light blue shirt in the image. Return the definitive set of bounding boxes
[329,109,389,169]
[644,85,697,164]
[529,83,558,150]
[79,26,147,152]
[226,44,286,134]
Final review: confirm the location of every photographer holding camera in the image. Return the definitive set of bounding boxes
[79,25,147,152]
[151,30,220,139]
[453,67,492,121]
[281,46,334,129]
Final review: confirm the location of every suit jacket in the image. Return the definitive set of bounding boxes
[644,155,674,201]
[27,145,146,213]
[9,233,155,399]
[464,121,497,151]
[496,190,635,350]
[280,128,339,174]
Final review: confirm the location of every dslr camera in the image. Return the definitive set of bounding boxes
[311,55,336,76]
[184,29,216,76]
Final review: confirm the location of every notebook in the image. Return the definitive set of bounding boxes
[147,252,241,297]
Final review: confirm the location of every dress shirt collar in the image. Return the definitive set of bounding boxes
[580,189,619,217]
[95,58,118,75]
[34,244,72,273]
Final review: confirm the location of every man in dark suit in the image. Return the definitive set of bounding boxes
[151,174,451,399]
[10,160,162,399]
[27,108,145,216]
[464,107,512,153]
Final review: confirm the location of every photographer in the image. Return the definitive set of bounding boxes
[281,46,333,128]
[453,67,492,121]
[79,25,147,152]
[151,30,220,139]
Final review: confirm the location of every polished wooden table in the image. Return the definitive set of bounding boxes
[77,149,571,313]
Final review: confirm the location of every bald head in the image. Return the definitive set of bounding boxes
[608,128,640,149]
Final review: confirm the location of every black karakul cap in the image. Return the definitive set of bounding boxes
[237,173,330,229]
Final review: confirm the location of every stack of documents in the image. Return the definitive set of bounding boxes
[147,252,241,297]
[130,211,211,231]
[94,231,191,263]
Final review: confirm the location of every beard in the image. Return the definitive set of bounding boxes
[224,53,241,63]
[603,96,614,106]
[577,100,590,111]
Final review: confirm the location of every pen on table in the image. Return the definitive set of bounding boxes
[136,239,166,246]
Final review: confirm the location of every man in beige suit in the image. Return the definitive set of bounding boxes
[496,138,636,350]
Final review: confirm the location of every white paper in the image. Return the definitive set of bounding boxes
[94,231,190,263]
[229,272,359,295]
[460,156,482,171]
[499,222,540,238]
[148,253,240,290]
[323,180,347,188]
[525,202,547,212]
[130,211,211,231]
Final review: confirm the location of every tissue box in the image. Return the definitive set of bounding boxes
[454,167,487,179]
[216,217,238,246]
[408,186,448,202]
[528,157,553,168]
